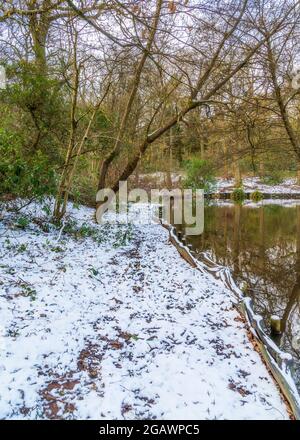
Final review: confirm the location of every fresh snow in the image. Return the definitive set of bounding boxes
[0,202,290,420]
[216,177,300,194]
[134,173,300,195]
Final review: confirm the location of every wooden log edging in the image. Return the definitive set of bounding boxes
[160,220,300,420]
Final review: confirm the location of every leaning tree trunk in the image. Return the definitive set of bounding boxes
[266,37,300,175]
[97,0,163,191]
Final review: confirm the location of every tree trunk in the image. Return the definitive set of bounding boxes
[166,130,173,189]
[259,161,265,180]
[106,14,283,199]
[53,41,80,220]
[223,140,229,179]
[234,160,242,187]
[266,37,300,161]
[297,163,300,186]
[97,0,163,191]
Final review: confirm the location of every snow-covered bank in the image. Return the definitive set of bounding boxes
[0,202,290,419]
[216,177,300,195]
[132,173,300,197]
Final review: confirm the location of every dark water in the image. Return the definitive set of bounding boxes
[173,202,300,389]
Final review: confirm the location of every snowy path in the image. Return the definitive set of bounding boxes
[0,204,289,419]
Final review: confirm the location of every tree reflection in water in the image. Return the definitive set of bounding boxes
[174,202,300,389]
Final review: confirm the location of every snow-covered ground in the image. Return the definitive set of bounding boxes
[0,201,290,420]
[137,172,183,185]
[135,173,300,195]
[216,177,300,194]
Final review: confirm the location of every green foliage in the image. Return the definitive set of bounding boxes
[20,284,37,301]
[262,171,284,186]
[93,109,110,131]
[0,62,63,201]
[250,190,263,202]
[77,223,97,238]
[42,203,52,216]
[15,216,30,229]
[50,245,64,253]
[63,219,102,241]
[0,128,57,198]
[261,162,285,186]
[113,224,133,247]
[183,158,216,193]
[17,244,28,253]
[3,62,63,136]
[88,267,100,277]
[54,218,109,244]
[231,187,246,202]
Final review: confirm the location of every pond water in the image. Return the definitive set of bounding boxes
[171,201,300,390]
